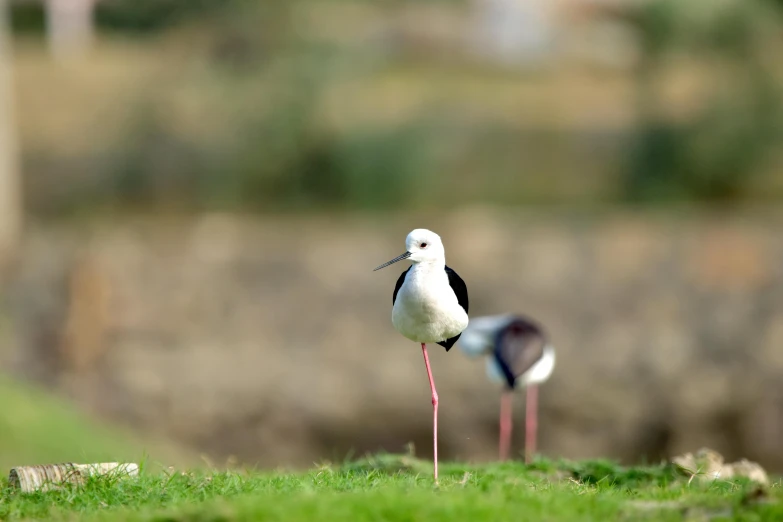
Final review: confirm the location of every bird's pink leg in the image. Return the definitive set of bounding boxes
[421,343,438,482]
[525,384,538,464]
[499,390,513,461]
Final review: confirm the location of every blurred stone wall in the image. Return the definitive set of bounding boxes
[5,209,783,470]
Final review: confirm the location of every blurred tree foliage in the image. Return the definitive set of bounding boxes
[11,0,783,214]
[625,0,783,203]
[8,3,44,34]
[20,0,437,215]
[108,77,433,212]
[95,0,234,33]
[11,0,238,35]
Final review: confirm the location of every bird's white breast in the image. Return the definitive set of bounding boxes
[522,345,555,385]
[392,264,469,344]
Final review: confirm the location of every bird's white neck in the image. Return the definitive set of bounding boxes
[409,259,445,275]
[402,261,451,302]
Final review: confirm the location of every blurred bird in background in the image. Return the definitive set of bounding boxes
[459,315,555,462]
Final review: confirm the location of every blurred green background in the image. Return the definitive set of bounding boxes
[2,0,783,474]
[7,0,783,217]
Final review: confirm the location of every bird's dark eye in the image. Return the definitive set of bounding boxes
[421,242,428,248]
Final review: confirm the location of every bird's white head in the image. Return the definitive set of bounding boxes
[405,229,445,264]
[374,228,446,271]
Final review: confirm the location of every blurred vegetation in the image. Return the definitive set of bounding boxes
[627,0,783,202]
[11,0,236,35]
[95,0,234,34]
[0,376,189,471]
[10,0,783,216]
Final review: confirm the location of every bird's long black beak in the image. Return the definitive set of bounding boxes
[373,251,411,271]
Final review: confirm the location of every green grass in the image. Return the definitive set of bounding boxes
[0,454,780,521]
[0,376,191,472]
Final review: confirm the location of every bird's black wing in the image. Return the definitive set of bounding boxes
[494,317,547,388]
[437,266,469,351]
[445,266,469,314]
[392,267,411,305]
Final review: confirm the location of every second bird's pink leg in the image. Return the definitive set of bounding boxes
[525,384,538,464]
[421,343,438,482]
[499,390,513,461]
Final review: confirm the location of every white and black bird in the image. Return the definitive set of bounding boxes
[374,228,469,482]
[458,315,555,463]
